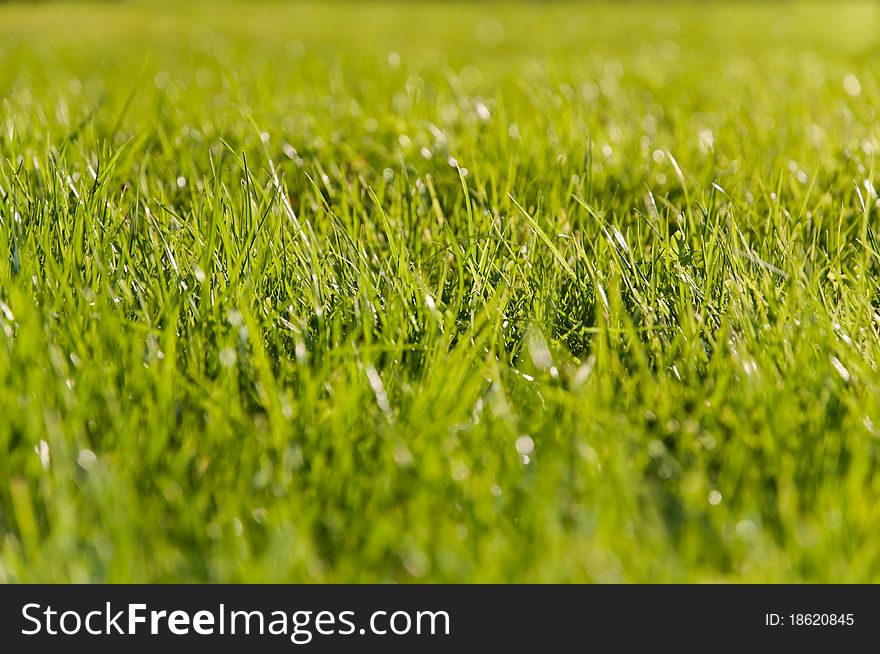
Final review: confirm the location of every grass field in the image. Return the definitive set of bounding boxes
[2,0,880,582]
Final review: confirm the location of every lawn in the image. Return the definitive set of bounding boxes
[1,0,880,582]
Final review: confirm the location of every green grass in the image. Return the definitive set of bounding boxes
[2,0,880,582]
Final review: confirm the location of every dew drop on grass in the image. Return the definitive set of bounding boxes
[402,549,429,578]
[612,227,629,253]
[35,440,50,470]
[527,330,553,371]
[219,347,237,368]
[581,81,599,101]
[77,449,97,470]
[365,365,391,415]
[698,433,717,450]
[451,461,470,481]
[393,445,413,467]
[515,435,535,455]
[831,356,851,383]
[843,74,861,97]
[735,520,757,540]
[698,128,714,154]
[708,490,722,506]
